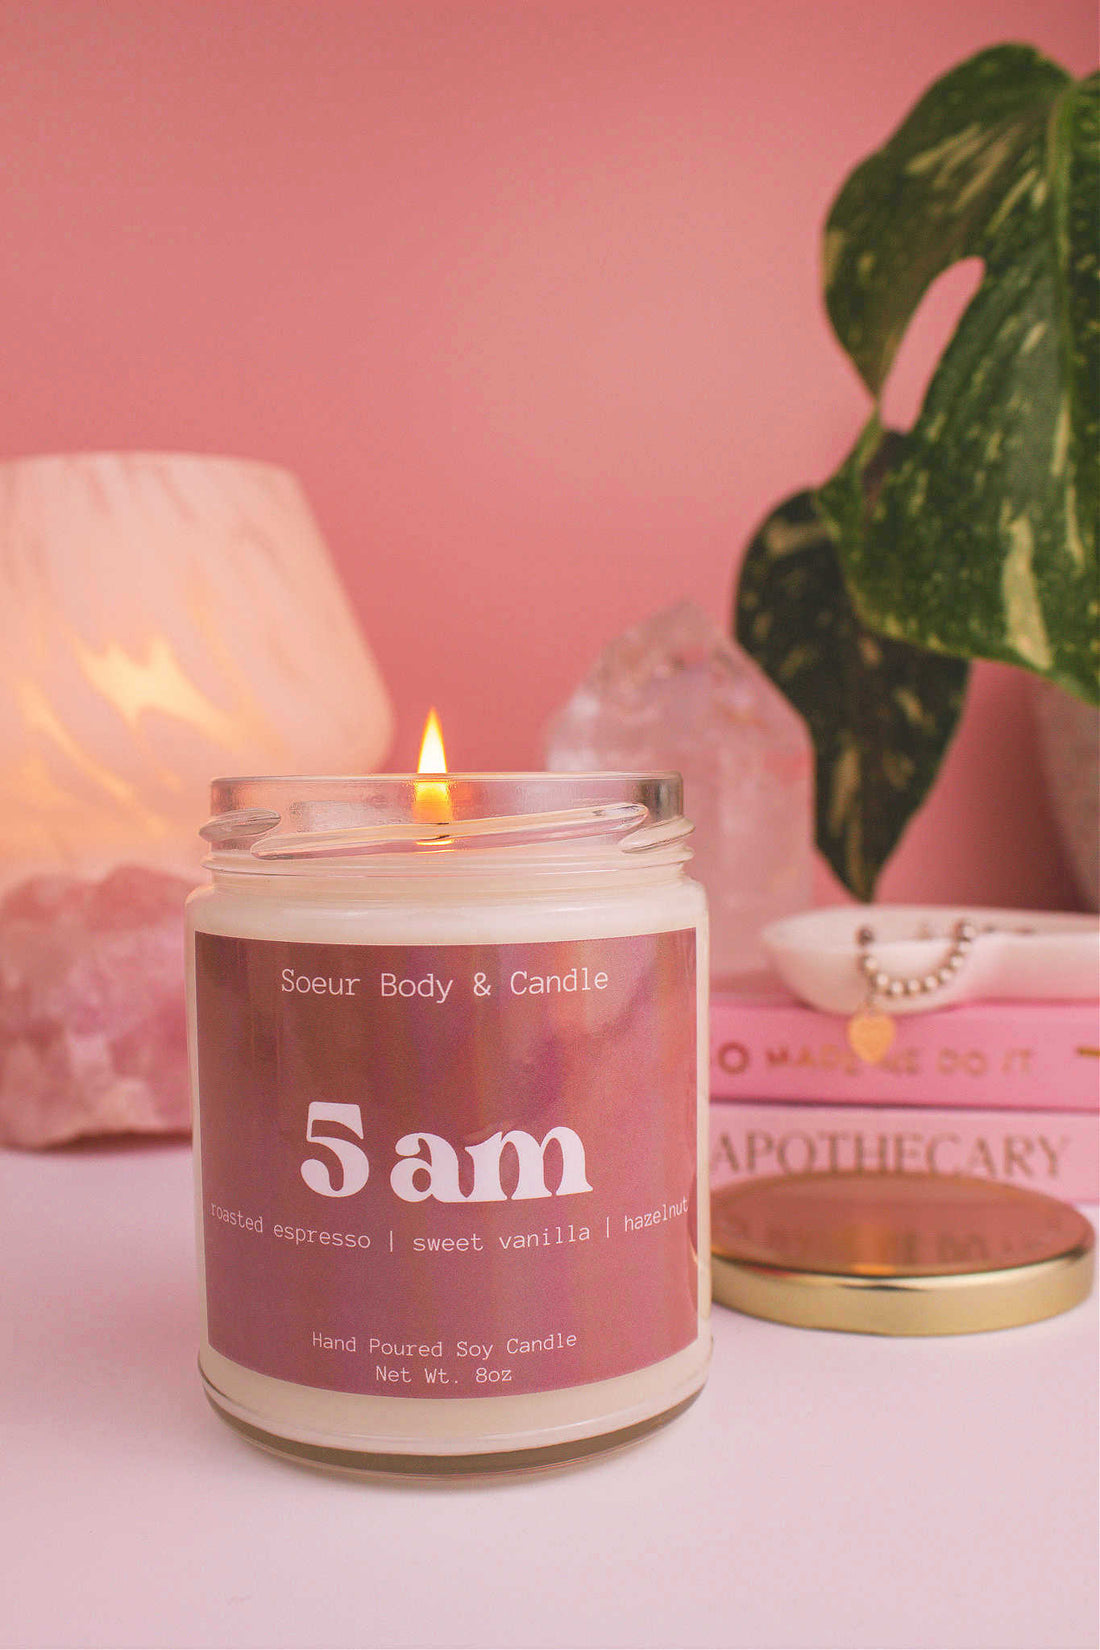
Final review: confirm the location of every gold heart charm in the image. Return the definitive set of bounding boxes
[847,1008,896,1065]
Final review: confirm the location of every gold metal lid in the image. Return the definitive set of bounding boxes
[711,1173,1096,1335]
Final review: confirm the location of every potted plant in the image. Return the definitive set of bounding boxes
[734,44,1098,903]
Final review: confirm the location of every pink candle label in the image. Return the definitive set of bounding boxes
[195,929,698,1398]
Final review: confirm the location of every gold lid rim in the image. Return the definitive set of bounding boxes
[712,1243,1096,1334]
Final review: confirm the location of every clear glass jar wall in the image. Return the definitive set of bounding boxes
[187,775,710,1475]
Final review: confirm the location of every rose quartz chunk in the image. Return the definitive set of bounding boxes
[546,602,814,987]
[0,865,194,1147]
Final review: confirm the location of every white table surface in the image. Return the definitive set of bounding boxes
[2,1142,1096,1650]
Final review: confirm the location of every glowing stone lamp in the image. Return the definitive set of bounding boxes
[0,452,393,1146]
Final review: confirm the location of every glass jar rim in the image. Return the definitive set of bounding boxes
[201,773,689,864]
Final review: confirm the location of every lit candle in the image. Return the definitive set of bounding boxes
[413,706,452,827]
[187,734,710,1476]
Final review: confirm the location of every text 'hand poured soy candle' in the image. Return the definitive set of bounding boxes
[186,715,710,1475]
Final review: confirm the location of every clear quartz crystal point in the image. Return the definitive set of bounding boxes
[545,602,814,988]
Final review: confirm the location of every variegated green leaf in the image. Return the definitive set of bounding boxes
[824,48,1099,703]
[735,458,968,899]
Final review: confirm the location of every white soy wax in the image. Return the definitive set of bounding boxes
[187,775,710,1475]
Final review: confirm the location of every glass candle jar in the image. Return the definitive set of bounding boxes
[186,774,710,1475]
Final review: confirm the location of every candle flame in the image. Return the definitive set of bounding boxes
[417,707,447,774]
[414,707,451,824]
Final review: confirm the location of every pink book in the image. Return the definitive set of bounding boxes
[709,1100,1099,1203]
[710,993,1100,1112]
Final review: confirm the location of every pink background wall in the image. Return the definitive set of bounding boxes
[2,1,1095,907]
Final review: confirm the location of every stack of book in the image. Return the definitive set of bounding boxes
[709,992,1100,1203]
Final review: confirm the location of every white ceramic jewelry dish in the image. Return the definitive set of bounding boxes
[761,906,1100,1016]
